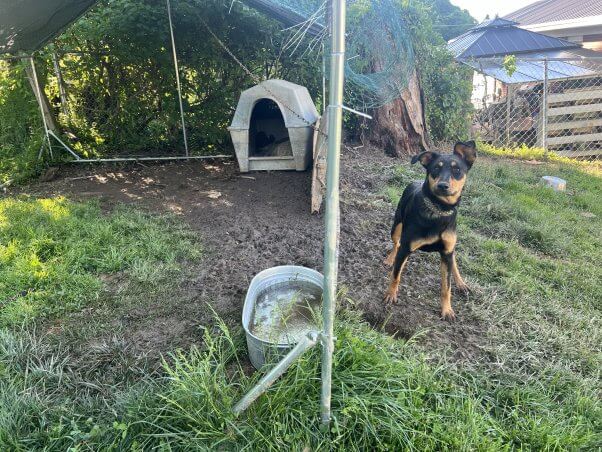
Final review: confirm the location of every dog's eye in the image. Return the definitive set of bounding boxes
[453,167,461,174]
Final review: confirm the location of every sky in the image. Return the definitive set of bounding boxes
[450,0,541,22]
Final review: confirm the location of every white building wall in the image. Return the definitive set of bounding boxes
[471,71,499,110]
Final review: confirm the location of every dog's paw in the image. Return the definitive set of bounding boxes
[455,282,470,295]
[441,308,456,321]
[383,289,398,304]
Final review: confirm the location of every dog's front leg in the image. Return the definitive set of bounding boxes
[384,245,410,303]
[451,252,469,293]
[440,252,455,321]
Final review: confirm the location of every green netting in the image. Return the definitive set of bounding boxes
[344,0,415,109]
[248,0,416,110]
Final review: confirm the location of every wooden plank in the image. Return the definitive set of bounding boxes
[549,90,602,104]
[552,148,602,157]
[548,118,602,131]
[547,132,602,145]
[547,103,602,116]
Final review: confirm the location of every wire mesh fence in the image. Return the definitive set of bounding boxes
[47,51,188,159]
[469,56,602,161]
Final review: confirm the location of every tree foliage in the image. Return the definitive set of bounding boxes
[0,0,475,178]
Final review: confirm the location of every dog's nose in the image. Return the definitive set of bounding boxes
[437,182,450,191]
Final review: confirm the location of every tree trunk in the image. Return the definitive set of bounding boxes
[24,58,59,133]
[365,69,428,157]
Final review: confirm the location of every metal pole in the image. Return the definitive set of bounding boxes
[542,58,549,158]
[51,52,69,116]
[321,0,346,426]
[322,42,327,115]
[70,154,231,163]
[233,332,319,415]
[505,84,513,146]
[48,131,81,160]
[29,57,53,158]
[166,0,190,157]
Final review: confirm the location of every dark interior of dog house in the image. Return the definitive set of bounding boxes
[249,99,292,157]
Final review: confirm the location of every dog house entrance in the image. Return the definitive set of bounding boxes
[249,99,292,157]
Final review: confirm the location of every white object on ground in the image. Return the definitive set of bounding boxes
[540,176,566,191]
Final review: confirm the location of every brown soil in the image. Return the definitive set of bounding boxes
[14,147,487,362]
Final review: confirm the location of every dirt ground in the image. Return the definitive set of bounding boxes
[16,147,487,362]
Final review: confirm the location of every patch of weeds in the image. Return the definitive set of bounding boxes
[479,143,602,175]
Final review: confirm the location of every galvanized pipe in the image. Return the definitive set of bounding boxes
[28,57,53,158]
[47,131,81,160]
[542,58,549,158]
[166,0,190,157]
[233,332,319,415]
[321,0,346,426]
[70,155,231,163]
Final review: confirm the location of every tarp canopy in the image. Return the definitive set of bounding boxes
[0,0,323,55]
[0,0,99,54]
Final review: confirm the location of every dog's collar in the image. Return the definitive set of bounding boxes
[421,183,458,216]
[423,196,456,216]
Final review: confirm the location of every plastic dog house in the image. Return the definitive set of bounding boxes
[229,80,319,172]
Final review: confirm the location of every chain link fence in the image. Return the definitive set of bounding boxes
[469,56,602,161]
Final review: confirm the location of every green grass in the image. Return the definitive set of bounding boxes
[0,197,201,326]
[1,310,599,450]
[1,155,601,450]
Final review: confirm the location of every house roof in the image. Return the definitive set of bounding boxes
[504,0,602,26]
[448,17,579,59]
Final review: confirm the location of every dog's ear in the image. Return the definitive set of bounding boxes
[453,141,477,169]
[411,151,439,168]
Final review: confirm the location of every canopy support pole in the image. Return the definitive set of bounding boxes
[166,0,190,158]
[233,332,319,415]
[231,0,347,423]
[320,0,346,425]
[28,57,53,159]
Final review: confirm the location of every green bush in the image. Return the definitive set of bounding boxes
[0,61,44,184]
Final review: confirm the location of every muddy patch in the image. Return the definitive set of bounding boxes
[14,149,487,361]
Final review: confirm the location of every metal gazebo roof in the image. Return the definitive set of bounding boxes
[461,48,602,84]
[0,0,99,54]
[448,17,602,84]
[448,17,578,59]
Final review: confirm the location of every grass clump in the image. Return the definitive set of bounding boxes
[1,312,598,450]
[0,196,201,326]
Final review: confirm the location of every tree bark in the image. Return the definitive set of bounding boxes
[365,69,428,157]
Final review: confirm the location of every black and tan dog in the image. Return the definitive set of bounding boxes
[383,141,477,321]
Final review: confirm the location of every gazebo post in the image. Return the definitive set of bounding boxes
[166,0,190,158]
